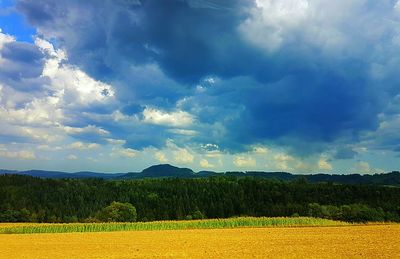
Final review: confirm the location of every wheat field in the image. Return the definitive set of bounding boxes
[0,224,399,258]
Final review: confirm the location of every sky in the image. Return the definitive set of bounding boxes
[0,0,399,173]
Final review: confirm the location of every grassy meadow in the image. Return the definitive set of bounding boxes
[0,216,349,234]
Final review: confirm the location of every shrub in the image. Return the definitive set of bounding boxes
[95,201,137,222]
[192,210,206,220]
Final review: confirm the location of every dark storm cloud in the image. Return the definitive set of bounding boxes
[182,72,381,153]
[334,148,358,160]
[14,0,400,153]
[1,41,42,62]
[0,41,44,78]
[0,41,47,91]
[16,0,255,83]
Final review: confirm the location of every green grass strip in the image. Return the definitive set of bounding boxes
[0,217,349,234]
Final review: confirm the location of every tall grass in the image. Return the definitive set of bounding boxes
[0,217,349,234]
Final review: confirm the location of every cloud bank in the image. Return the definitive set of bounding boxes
[0,0,399,172]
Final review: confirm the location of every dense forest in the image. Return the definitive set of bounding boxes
[1,174,399,223]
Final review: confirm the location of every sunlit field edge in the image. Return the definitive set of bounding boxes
[0,216,354,234]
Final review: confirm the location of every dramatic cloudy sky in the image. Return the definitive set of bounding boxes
[0,0,399,173]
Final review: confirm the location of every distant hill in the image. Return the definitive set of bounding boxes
[119,164,194,179]
[0,169,125,179]
[1,165,399,186]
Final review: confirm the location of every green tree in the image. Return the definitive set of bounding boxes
[192,210,205,220]
[95,201,137,222]
[308,203,323,218]
[19,208,31,222]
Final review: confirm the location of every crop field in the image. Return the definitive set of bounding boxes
[0,224,399,258]
[0,217,348,234]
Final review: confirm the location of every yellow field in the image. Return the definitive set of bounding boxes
[0,225,399,258]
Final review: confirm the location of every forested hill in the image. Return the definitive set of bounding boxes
[1,164,400,186]
[1,174,400,223]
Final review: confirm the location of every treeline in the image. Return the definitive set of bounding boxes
[0,175,399,223]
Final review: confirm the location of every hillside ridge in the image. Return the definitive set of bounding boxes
[1,164,399,186]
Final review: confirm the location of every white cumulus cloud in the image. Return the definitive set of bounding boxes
[35,38,115,106]
[69,142,100,150]
[143,107,195,127]
[113,148,137,158]
[154,151,168,163]
[318,157,333,171]
[200,158,214,168]
[253,146,269,154]
[173,148,194,164]
[0,149,36,160]
[233,156,256,168]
